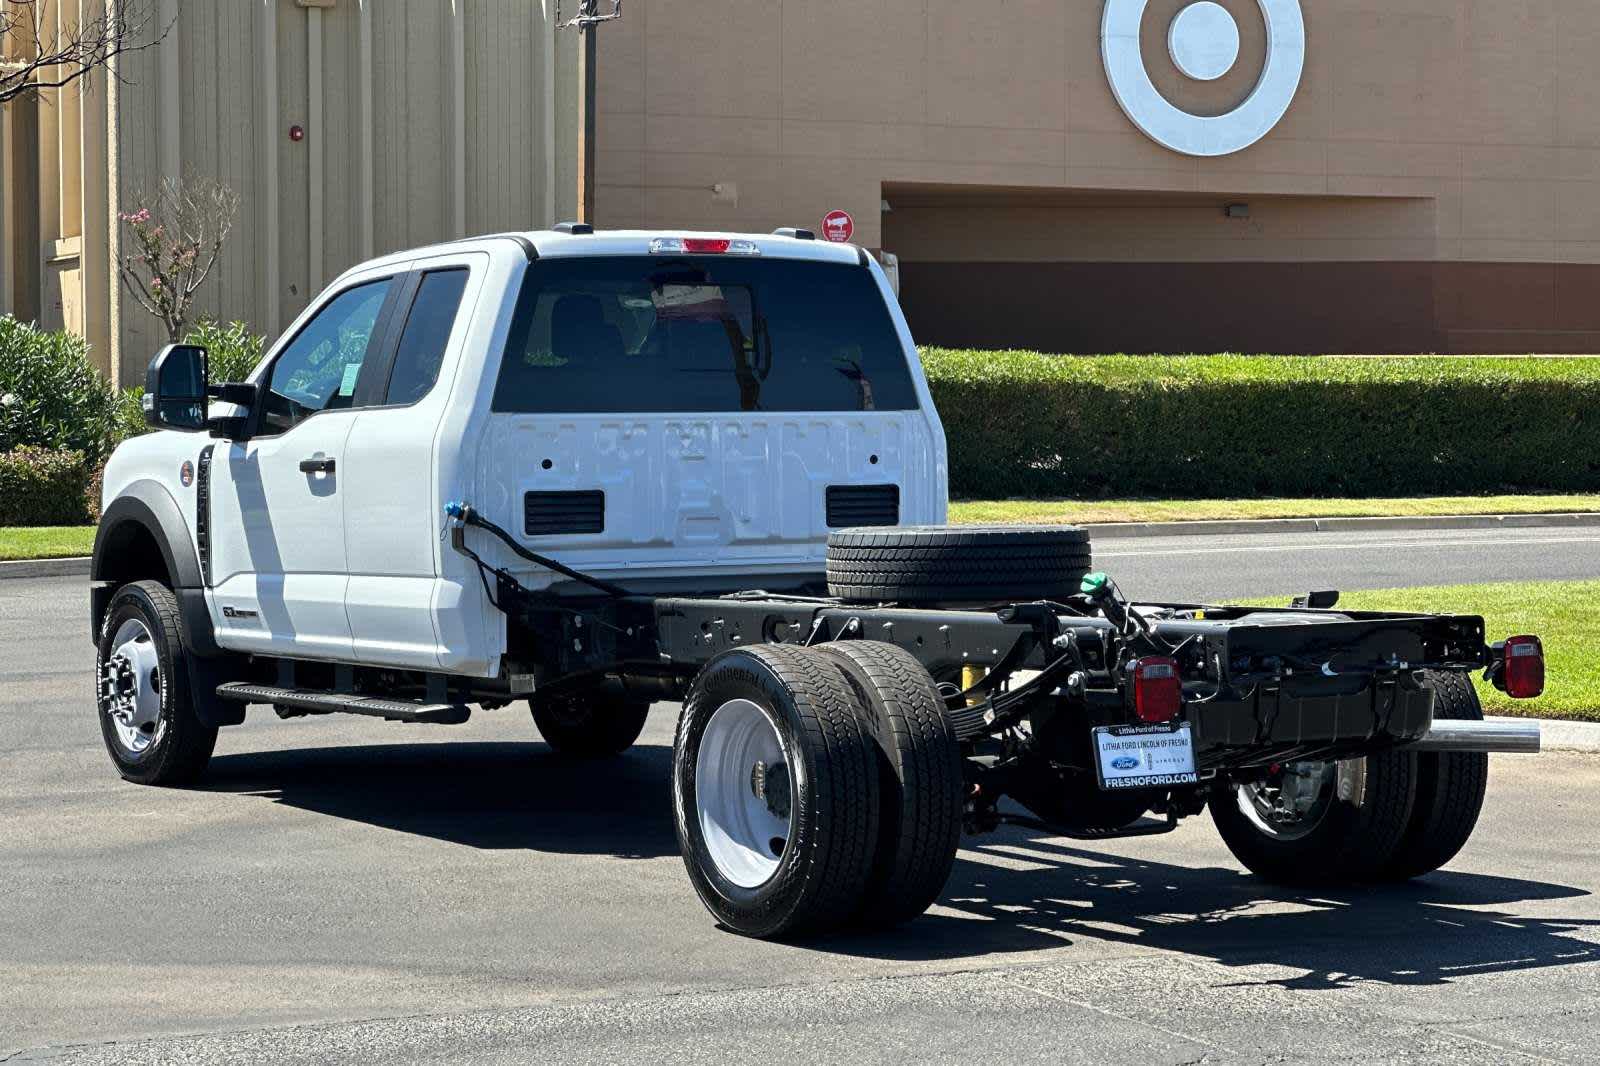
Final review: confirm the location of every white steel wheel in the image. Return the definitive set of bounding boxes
[101,617,166,757]
[1211,749,1417,885]
[1233,759,1338,841]
[694,698,793,889]
[672,645,881,939]
[94,580,217,786]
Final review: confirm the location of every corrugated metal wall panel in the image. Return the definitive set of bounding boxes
[97,0,569,384]
[319,0,363,284]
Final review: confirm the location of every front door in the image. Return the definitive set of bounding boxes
[208,274,399,659]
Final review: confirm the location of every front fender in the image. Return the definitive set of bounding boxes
[93,480,203,588]
[91,480,221,660]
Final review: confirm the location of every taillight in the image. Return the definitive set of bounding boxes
[1132,656,1182,723]
[1503,635,1545,699]
[648,237,760,256]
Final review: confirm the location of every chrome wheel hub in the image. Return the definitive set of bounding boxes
[1236,759,1337,840]
[695,698,792,888]
[100,618,164,756]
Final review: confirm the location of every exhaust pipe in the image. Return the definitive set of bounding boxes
[1408,719,1540,754]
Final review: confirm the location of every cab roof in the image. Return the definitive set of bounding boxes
[355,227,865,275]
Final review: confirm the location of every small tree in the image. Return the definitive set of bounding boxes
[116,176,240,343]
[0,0,153,105]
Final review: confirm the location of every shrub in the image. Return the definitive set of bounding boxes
[110,386,149,449]
[920,350,1600,499]
[0,315,117,461]
[185,319,266,384]
[0,446,94,525]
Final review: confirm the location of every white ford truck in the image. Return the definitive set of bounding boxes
[94,226,1545,938]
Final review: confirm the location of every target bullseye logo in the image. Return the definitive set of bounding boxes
[1102,0,1305,157]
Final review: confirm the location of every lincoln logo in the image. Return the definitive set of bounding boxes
[1101,0,1306,157]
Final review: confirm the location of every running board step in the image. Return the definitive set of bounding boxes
[215,682,471,724]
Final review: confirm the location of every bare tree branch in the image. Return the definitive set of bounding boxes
[557,0,622,30]
[1,0,160,104]
[116,176,241,343]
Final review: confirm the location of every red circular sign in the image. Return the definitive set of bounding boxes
[821,210,855,243]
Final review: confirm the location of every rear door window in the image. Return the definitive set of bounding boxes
[384,268,470,405]
[491,257,917,413]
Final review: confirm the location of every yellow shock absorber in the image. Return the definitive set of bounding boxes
[961,663,988,707]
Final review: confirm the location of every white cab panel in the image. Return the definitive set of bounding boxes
[473,411,941,580]
[340,251,487,669]
[207,414,358,658]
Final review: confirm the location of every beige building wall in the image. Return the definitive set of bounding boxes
[595,0,1600,353]
[7,0,578,385]
[12,2,1600,362]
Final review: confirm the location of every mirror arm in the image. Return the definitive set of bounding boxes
[209,382,257,406]
[207,415,251,441]
[204,381,258,440]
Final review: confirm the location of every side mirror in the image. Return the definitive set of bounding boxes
[143,344,209,431]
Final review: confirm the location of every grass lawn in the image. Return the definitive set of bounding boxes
[1249,581,1599,722]
[0,526,96,561]
[950,494,1600,526]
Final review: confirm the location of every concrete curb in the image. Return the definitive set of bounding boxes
[1081,511,1600,539]
[0,556,91,580]
[1490,716,1600,754]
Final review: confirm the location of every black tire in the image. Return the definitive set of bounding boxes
[673,645,881,939]
[826,525,1092,605]
[94,580,217,786]
[1210,750,1417,885]
[814,641,964,929]
[1378,671,1489,880]
[530,692,651,757]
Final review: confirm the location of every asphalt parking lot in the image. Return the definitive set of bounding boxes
[5,527,1600,1063]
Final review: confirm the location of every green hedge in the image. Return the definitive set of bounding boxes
[0,446,94,526]
[0,315,117,460]
[185,319,267,384]
[920,350,1600,499]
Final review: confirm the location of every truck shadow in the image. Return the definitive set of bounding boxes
[831,826,1599,989]
[204,740,679,859]
[203,740,1598,990]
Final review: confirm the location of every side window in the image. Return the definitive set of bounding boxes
[384,268,469,405]
[259,278,392,435]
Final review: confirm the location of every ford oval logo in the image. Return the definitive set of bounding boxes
[1111,755,1141,771]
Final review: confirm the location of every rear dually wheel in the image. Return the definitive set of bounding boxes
[673,645,881,939]
[1210,750,1417,885]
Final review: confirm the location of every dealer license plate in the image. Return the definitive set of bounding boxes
[1093,722,1199,791]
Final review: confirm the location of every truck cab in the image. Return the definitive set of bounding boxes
[99,229,945,676]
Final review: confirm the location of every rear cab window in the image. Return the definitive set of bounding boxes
[491,256,916,413]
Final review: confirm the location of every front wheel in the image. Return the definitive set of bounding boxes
[1210,750,1416,885]
[673,645,881,939]
[95,580,217,786]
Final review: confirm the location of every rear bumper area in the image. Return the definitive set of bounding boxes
[1188,672,1435,770]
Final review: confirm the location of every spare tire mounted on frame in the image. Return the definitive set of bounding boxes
[825,524,1093,605]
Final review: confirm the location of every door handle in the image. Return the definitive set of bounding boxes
[299,457,336,474]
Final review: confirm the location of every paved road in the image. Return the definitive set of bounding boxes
[1092,525,1600,603]
[5,530,1600,1063]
